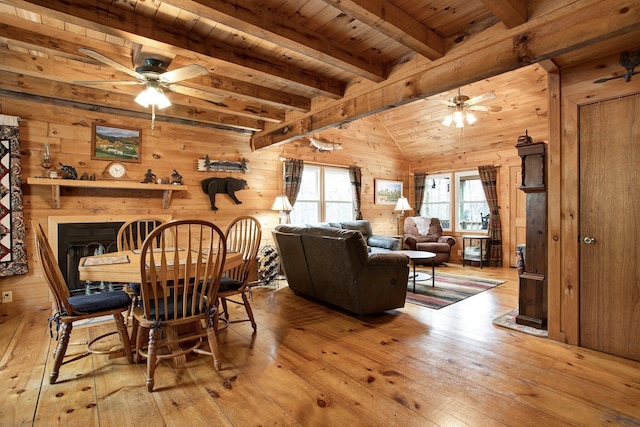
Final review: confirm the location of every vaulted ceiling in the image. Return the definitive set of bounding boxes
[0,0,638,158]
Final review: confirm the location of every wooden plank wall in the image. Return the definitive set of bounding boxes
[0,96,409,309]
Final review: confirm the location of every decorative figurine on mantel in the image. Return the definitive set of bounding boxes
[58,163,78,179]
[142,169,157,183]
[170,170,183,185]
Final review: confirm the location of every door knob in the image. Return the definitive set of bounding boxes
[583,236,596,244]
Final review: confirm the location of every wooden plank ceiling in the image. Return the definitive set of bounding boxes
[0,0,638,158]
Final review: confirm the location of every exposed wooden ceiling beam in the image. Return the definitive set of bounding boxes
[6,0,345,98]
[320,0,444,61]
[481,0,528,28]
[0,51,269,129]
[251,0,640,149]
[0,47,284,123]
[162,0,387,82]
[0,71,262,132]
[0,13,312,112]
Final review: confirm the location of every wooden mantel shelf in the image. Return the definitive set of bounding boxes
[26,177,189,209]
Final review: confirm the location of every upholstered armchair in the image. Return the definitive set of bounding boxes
[403,217,456,264]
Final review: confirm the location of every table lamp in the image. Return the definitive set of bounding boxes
[393,196,413,235]
[271,195,293,224]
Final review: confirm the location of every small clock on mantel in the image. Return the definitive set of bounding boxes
[101,161,132,180]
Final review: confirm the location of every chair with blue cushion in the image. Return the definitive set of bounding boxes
[218,216,262,331]
[116,218,166,319]
[32,221,133,384]
[130,219,227,392]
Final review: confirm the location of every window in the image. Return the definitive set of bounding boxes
[289,165,353,224]
[420,175,451,230]
[455,171,489,231]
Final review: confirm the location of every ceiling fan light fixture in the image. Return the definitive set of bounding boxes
[442,115,453,126]
[466,112,477,124]
[135,85,171,109]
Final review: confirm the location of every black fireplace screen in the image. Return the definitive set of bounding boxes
[58,222,124,295]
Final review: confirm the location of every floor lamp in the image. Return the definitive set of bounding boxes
[393,196,413,236]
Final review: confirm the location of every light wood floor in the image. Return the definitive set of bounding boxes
[2,263,640,426]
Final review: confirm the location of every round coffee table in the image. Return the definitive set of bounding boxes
[397,250,436,293]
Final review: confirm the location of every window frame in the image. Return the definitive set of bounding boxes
[289,164,354,224]
[454,171,490,233]
[418,170,490,233]
[420,173,452,231]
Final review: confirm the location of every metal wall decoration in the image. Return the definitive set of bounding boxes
[197,155,250,173]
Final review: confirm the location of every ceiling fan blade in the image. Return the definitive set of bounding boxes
[594,70,640,83]
[594,75,623,83]
[73,80,143,86]
[78,48,146,81]
[167,84,225,103]
[469,105,502,112]
[465,92,496,106]
[159,64,209,84]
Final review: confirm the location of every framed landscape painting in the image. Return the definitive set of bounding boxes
[374,179,403,205]
[91,124,141,162]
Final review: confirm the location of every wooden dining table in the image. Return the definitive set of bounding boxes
[78,249,243,283]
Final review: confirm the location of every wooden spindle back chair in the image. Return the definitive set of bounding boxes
[117,217,166,251]
[32,220,133,384]
[218,215,262,331]
[130,219,227,392]
[117,218,166,318]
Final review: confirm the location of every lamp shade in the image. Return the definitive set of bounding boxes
[270,195,292,212]
[393,197,413,213]
[135,86,171,109]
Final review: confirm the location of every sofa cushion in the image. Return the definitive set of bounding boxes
[338,220,373,238]
[368,235,397,250]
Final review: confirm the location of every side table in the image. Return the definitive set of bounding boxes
[396,250,436,292]
[462,235,489,269]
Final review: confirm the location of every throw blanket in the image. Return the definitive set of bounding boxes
[413,217,430,236]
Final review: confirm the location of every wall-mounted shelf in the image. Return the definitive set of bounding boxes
[26,177,188,209]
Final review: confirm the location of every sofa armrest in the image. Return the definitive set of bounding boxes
[438,236,456,247]
[367,252,409,266]
[367,235,399,251]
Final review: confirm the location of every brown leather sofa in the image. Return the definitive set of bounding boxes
[273,225,409,315]
[402,217,456,264]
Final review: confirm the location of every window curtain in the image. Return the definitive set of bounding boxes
[348,166,363,220]
[0,115,28,277]
[413,173,426,215]
[284,159,304,207]
[478,165,502,266]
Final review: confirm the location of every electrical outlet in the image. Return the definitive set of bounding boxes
[2,291,12,303]
[457,250,462,256]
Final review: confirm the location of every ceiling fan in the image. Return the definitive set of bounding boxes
[593,49,640,84]
[439,88,502,127]
[75,48,225,127]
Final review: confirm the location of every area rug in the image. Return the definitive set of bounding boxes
[492,308,548,337]
[405,272,504,310]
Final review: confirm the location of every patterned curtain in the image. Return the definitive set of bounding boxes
[414,173,426,214]
[0,115,28,277]
[348,166,363,220]
[284,159,304,207]
[478,165,502,266]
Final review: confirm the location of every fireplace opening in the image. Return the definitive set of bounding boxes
[58,222,124,295]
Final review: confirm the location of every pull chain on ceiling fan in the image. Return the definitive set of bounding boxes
[75,48,225,129]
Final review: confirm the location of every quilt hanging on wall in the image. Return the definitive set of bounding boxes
[0,114,28,277]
